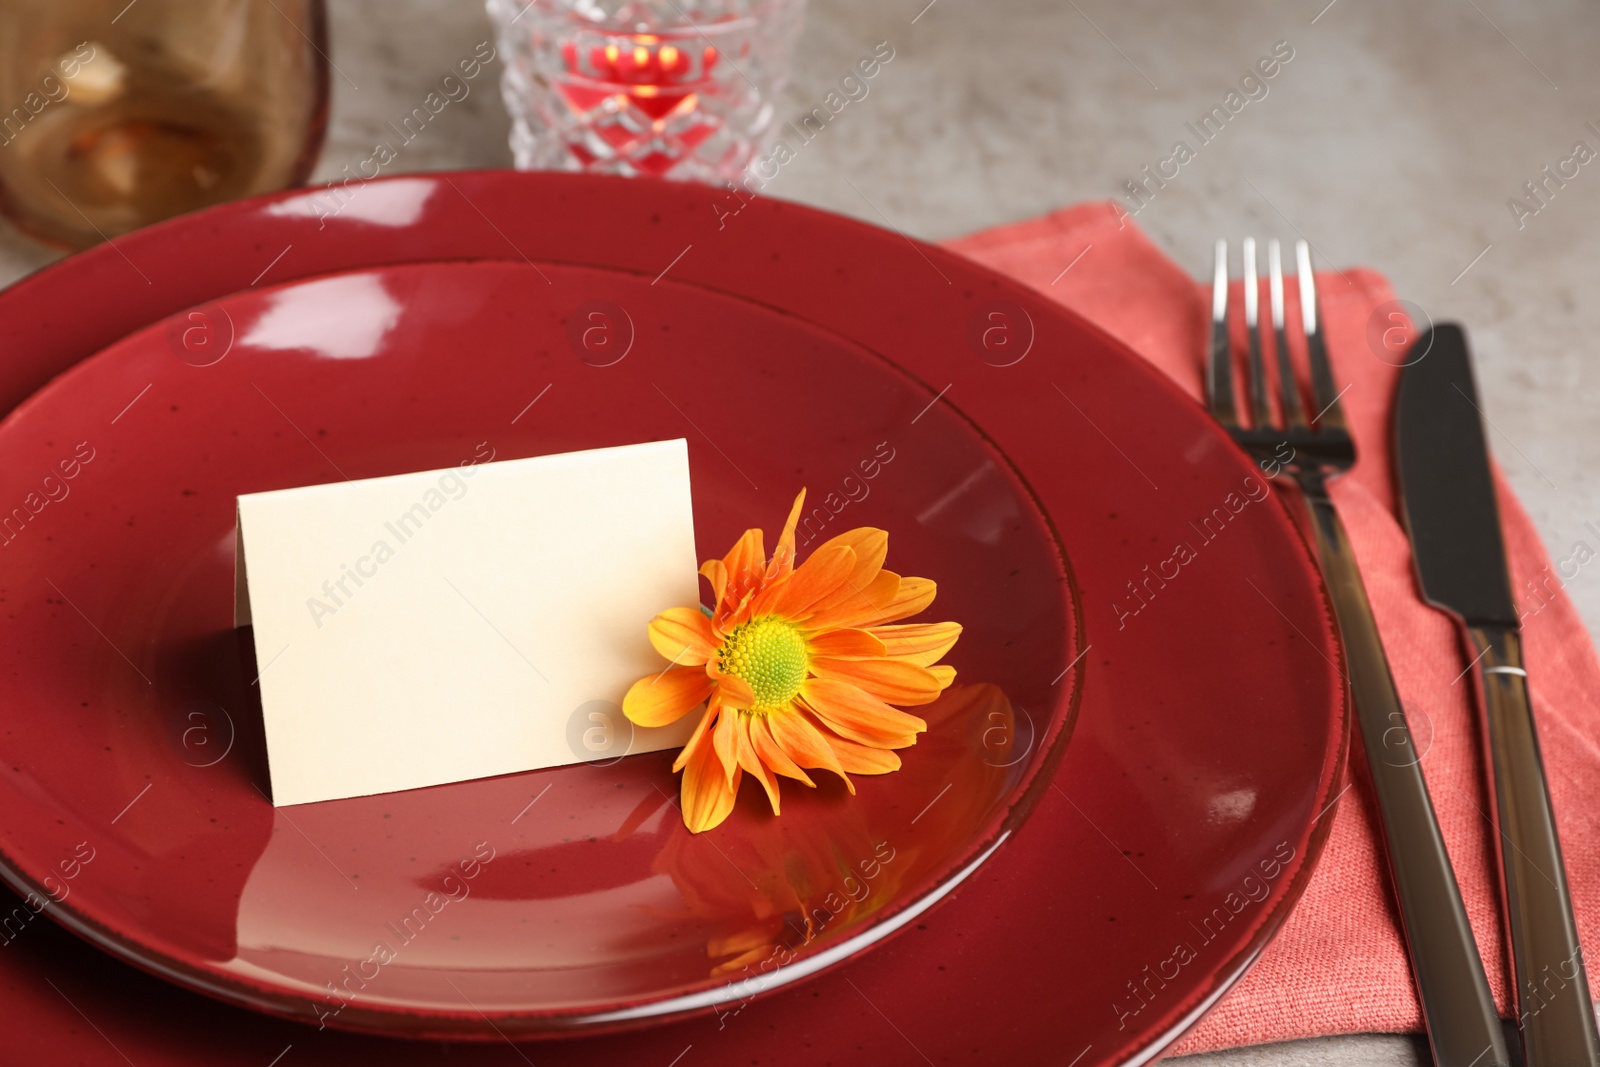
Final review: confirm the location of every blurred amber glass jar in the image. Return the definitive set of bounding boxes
[0,0,328,249]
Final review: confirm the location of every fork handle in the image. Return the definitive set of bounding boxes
[1302,485,1512,1067]
[1465,625,1600,1067]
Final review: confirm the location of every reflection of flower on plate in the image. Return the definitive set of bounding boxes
[625,680,1028,985]
[624,489,963,832]
[649,801,909,984]
[907,683,1034,857]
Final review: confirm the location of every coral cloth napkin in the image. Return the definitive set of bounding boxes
[945,203,1600,1054]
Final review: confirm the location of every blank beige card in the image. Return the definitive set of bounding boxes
[235,440,700,806]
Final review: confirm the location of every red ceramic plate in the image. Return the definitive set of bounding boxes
[0,173,1346,1066]
[0,255,1080,1036]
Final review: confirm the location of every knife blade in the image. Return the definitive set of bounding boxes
[1394,325,1518,627]
[1396,323,1600,1067]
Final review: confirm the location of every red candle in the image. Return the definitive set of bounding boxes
[556,34,723,175]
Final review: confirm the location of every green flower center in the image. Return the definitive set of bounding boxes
[719,616,808,711]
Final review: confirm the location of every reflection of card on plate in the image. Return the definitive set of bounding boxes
[235,439,700,807]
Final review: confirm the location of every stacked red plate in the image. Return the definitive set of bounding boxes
[0,171,1343,1065]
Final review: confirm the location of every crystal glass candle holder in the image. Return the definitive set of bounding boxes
[487,0,804,182]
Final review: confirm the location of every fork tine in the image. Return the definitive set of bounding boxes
[1268,239,1309,429]
[1296,240,1346,430]
[1243,238,1272,429]
[1207,239,1238,426]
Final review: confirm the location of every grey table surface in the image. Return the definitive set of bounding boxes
[3,1,1597,1063]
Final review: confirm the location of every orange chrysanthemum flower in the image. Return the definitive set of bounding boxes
[622,489,961,833]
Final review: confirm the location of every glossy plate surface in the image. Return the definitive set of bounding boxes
[0,256,1077,1035]
[0,172,1345,1065]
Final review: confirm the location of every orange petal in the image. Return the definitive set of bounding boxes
[814,574,937,630]
[735,714,783,814]
[764,489,808,582]
[723,526,765,584]
[680,715,741,833]
[672,700,717,773]
[806,628,887,658]
[874,576,936,624]
[815,527,889,590]
[623,666,713,728]
[810,656,945,706]
[713,528,768,631]
[819,728,903,774]
[713,706,741,791]
[799,678,927,748]
[802,569,899,631]
[699,558,727,608]
[929,664,956,688]
[748,712,816,787]
[769,707,853,793]
[714,672,756,709]
[718,594,757,634]
[863,622,962,667]
[647,607,719,665]
[799,528,888,616]
[757,544,856,618]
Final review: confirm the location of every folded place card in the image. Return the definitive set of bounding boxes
[234,439,700,806]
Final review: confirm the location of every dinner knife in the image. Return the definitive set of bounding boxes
[1396,323,1600,1067]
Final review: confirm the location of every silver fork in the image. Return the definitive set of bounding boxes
[1208,239,1511,1067]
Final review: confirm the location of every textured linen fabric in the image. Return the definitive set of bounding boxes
[943,202,1600,1053]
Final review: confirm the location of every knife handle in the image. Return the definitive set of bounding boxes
[1303,490,1511,1067]
[1466,625,1600,1067]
